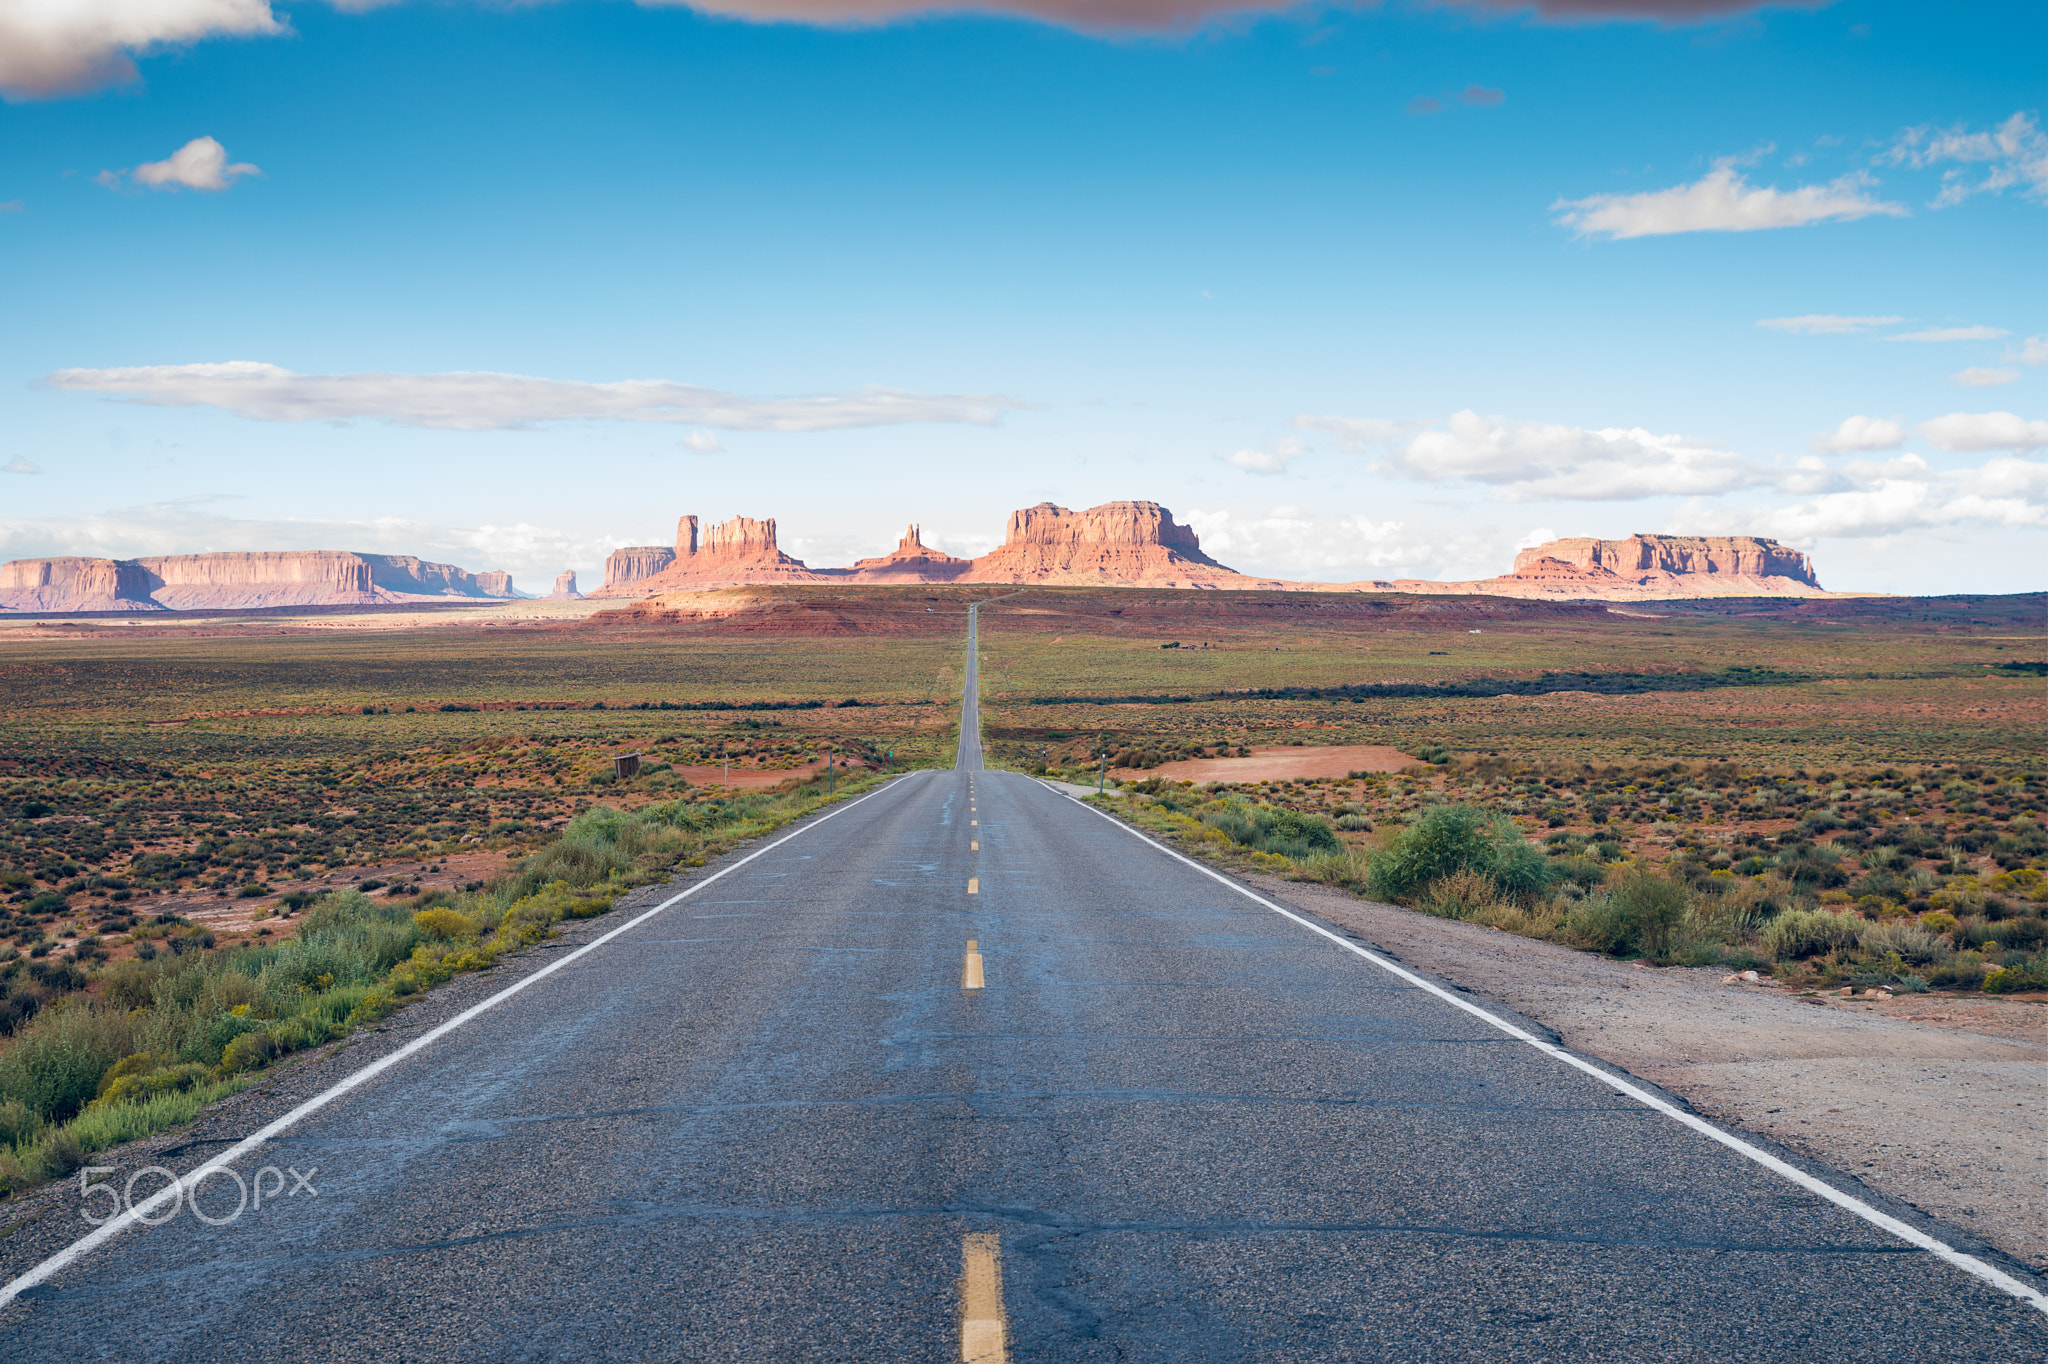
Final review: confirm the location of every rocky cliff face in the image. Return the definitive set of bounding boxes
[1511,535,1819,587]
[960,501,1252,588]
[545,570,583,601]
[0,557,164,611]
[0,551,521,612]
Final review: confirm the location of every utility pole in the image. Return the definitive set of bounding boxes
[1098,752,1107,794]
[828,754,835,794]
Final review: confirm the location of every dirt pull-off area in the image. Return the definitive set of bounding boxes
[1259,874,2048,1274]
[1119,744,1417,783]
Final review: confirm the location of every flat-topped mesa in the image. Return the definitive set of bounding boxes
[0,551,519,612]
[544,570,583,601]
[961,500,1253,588]
[843,524,974,583]
[599,546,676,594]
[1512,534,1820,587]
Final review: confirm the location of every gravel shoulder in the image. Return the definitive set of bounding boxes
[1254,872,2048,1274]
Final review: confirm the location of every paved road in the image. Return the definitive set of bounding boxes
[2,615,2043,1358]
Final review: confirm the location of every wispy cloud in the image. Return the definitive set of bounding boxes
[0,497,655,588]
[1809,416,1903,455]
[1459,84,1505,107]
[1224,438,1302,475]
[2013,337,2048,367]
[1554,164,1905,239]
[45,361,1027,432]
[1888,325,2009,343]
[3,457,42,475]
[1756,314,1903,335]
[1885,111,2048,207]
[1953,367,2019,388]
[0,200,21,213]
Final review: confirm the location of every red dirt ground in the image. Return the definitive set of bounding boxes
[1115,744,1418,783]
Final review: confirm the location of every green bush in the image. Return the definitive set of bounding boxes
[1367,804,1549,904]
[1199,804,1341,861]
[1568,869,1691,959]
[1857,922,1951,965]
[1761,908,1863,959]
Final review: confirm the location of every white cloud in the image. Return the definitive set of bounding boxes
[1953,367,2019,389]
[45,360,1027,432]
[1919,411,2048,453]
[1886,111,2048,207]
[2013,337,2048,366]
[1553,165,1905,240]
[1756,314,1904,335]
[1224,438,1301,475]
[1725,454,2048,540]
[679,429,724,452]
[3,457,42,475]
[1289,414,1416,450]
[0,1,284,101]
[1185,507,1438,579]
[1513,526,1557,550]
[113,136,260,192]
[1809,415,1904,455]
[0,200,21,212]
[0,497,651,588]
[1376,409,1767,501]
[1888,325,2009,343]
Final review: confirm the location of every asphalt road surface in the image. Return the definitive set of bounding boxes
[2,609,2042,1359]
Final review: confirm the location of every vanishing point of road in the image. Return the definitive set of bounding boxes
[1,601,2041,1360]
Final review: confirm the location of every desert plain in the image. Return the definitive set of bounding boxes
[0,576,2043,1277]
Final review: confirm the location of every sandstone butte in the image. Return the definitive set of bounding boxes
[0,551,522,613]
[589,504,1825,604]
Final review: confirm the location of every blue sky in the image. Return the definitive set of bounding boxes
[1,0,2042,595]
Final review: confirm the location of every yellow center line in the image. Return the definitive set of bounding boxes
[971,841,978,851]
[960,1232,1007,1362]
[967,877,979,894]
[962,939,985,990]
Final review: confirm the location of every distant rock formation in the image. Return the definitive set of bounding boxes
[959,501,1257,588]
[599,545,675,594]
[0,551,519,613]
[840,525,973,582]
[545,570,583,601]
[1334,534,1826,601]
[589,514,825,597]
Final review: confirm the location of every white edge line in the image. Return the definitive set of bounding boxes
[1042,779,2048,1316]
[0,777,916,1307]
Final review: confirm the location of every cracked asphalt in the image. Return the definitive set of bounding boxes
[1,607,2042,1359]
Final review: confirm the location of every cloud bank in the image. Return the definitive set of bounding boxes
[0,0,284,100]
[2,0,1833,101]
[44,361,1026,431]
